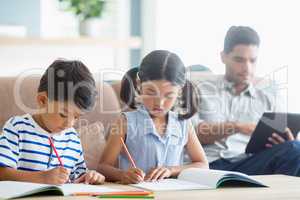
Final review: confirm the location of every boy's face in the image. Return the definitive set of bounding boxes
[36,92,83,133]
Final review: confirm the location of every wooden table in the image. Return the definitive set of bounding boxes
[17,175,300,200]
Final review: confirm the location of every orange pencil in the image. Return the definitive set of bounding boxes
[120,137,137,168]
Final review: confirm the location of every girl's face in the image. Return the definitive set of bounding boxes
[140,80,181,118]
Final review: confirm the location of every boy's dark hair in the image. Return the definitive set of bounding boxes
[224,26,260,54]
[120,50,200,120]
[38,59,97,111]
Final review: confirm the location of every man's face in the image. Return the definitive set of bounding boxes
[222,44,259,85]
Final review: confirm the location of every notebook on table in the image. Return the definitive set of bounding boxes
[0,181,123,199]
[131,168,267,191]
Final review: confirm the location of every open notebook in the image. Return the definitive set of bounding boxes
[131,168,267,191]
[0,181,123,199]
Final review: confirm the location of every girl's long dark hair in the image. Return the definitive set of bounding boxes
[120,50,200,120]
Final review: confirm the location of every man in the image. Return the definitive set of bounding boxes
[194,26,300,176]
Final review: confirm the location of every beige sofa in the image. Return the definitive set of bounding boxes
[0,75,122,170]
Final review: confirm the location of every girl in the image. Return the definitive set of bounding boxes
[98,50,208,184]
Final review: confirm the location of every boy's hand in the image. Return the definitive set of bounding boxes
[42,167,70,185]
[120,168,145,184]
[145,167,172,181]
[74,170,105,185]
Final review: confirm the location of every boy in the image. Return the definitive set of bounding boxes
[0,59,105,185]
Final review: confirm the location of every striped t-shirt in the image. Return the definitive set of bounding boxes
[0,114,86,181]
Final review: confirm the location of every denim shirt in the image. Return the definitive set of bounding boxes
[119,106,189,173]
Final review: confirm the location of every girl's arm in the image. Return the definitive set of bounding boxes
[97,115,144,183]
[145,122,209,180]
[169,123,209,176]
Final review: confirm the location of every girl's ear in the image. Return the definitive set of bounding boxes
[36,92,48,108]
[136,79,141,94]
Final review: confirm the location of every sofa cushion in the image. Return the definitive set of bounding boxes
[78,121,106,170]
[0,76,121,138]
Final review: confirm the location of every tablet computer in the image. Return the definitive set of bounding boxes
[245,112,300,154]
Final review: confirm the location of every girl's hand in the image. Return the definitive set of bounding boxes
[145,167,172,181]
[74,170,105,184]
[120,168,145,184]
[266,128,294,148]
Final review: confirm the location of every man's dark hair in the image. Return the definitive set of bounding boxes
[38,59,97,111]
[224,26,260,54]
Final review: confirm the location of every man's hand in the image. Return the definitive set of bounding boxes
[235,122,256,136]
[266,128,294,148]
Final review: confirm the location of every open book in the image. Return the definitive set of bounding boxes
[0,181,122,199]
[131,168,267,191]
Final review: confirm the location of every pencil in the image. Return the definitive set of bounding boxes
[97,195,154,199]
[48,137,64,167]
[120,137,137,168]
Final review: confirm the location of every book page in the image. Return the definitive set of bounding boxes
[60,183,121,195]
[178,168,250,188]
[0,181,60,199]
[131,179,212,191]
[0,181,123,199]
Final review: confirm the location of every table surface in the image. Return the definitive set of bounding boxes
[17,175,300,200]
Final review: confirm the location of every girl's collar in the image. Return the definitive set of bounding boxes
[136,105,179,139]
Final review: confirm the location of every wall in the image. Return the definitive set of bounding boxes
[0,0,41,36]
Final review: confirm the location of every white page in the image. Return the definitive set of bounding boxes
[0,181,56,199]
[131,179,212,191]
[59,183,121,195]
[178,168,251,188]
[0,181,122,199]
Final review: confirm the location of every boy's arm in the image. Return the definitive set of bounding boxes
[70,143,87,182]
[0,119,70,184]
[0,166,70,184]
[0,167,45,183]
[70,151,87,181]
[0,119,20,170]
[0,120,45,183]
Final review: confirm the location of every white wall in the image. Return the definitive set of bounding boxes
[148,0,299,112]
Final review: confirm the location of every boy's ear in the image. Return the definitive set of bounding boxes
[36,92,48,108]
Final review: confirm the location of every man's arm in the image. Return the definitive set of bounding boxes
[197,122,256,144]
